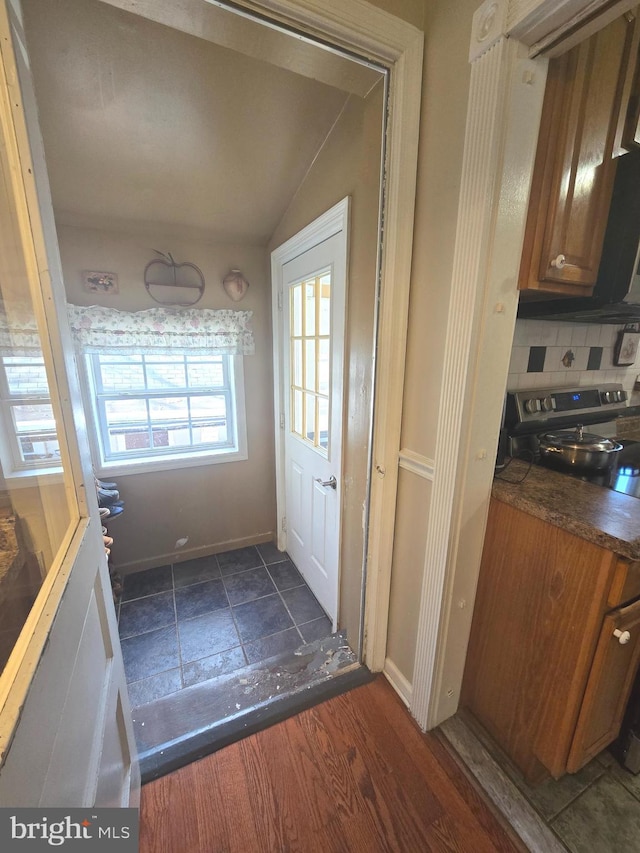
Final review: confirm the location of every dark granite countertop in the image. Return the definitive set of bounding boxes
[492,460,640,560]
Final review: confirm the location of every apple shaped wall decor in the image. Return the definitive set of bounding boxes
[222,269,250,302]
[144,252,205,306]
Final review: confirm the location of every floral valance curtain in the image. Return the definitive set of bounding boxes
[0,302,43,355]
[66,304,255,356]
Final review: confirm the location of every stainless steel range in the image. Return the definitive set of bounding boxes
[504,382,640,498]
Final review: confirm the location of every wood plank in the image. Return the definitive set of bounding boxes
[139,676,524,853]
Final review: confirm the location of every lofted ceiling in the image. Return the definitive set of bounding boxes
[21,0,384,245]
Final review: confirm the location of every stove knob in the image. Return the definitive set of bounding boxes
[619,390,628,402]
[524,398,541,414]
[540,396,554,412]
[602,390,614,404]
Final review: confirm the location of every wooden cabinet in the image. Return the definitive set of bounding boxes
[461,498,640,782]
[519,11,640,298]
[568,599,640,771]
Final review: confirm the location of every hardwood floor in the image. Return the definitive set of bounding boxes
[139,676,525,852]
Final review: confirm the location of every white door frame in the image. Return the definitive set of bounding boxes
[411,0,639,730]
[99,0,424,672]
[271,197,349,629]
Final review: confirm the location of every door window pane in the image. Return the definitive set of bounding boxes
[305,340,316,392]
[319,275,331,336]
[305,392,316,444]
[289,269,331,455]
[318,339,330,395]
[292,284,302,337]
[0,107,77,680]
[305,282,316,336]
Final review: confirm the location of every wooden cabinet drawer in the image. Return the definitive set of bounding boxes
[608,558,640,607]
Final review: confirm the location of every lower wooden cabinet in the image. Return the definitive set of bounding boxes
[568,598,640,771]
[462,498,640,782]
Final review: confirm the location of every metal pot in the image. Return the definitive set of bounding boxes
[538,424,623,471]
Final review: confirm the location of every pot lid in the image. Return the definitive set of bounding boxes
[540,426,622,452]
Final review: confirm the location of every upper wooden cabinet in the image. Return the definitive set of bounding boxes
[519,11,640,298]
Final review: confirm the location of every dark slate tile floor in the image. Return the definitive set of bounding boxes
[117,544,333,709]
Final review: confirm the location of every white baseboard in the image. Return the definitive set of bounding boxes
[383,658,413,707]
[113,532,276,576]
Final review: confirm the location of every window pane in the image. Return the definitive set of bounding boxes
[146,360,186,390]
[148,397,189,423]
[305,280,316,336]
[187,360,224,388]
[12,402,56,434]
[293,389,303,436]
[4,357,50,396]
[99,362,145,393]
[105,398,148,425]
[305,392,316,444]
[318,339,330,395]
[305,340,316,391]
[191,395,227,420]
[319,274,331,336]
[292,284,302,336]
[318,397,329,450]
[293,339,303,387]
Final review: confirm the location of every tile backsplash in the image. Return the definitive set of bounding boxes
[508,319,640,391]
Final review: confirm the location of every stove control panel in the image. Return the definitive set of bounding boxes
[505,383,629,434]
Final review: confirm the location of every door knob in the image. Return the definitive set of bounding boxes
[614,629,631,645]
[316,475,337,490]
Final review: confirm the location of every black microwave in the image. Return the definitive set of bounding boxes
[518,147,640,324]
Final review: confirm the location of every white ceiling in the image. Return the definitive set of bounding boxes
[21,0,384,244]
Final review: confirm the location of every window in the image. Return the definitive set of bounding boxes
[0,355,61,473]
[290,271,331,452]
[84,351,247,472]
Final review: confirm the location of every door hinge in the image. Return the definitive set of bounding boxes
[277,290,283,311]
[281,516,287,532]
[279,413,285,429]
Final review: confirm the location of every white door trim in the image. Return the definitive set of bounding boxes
[412,0,634,730]
[98,0,423,673]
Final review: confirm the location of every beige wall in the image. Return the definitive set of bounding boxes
[58,224,276,573]
[385,0,477,683]
[366,0,426,28]
[269,81,385,646]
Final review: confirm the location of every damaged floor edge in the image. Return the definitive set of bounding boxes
[135,631,370,783]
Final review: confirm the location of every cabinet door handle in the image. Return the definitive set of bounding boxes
[614,628,631,645]
[550,253,580,271]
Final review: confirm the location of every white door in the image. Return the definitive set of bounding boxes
[272,200,348,627]
[0,0,138,806]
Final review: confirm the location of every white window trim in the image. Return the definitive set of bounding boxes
[79,352,248,476]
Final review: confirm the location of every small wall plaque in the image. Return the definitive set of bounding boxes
[614,330,640,366]
[83,270,119,295]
